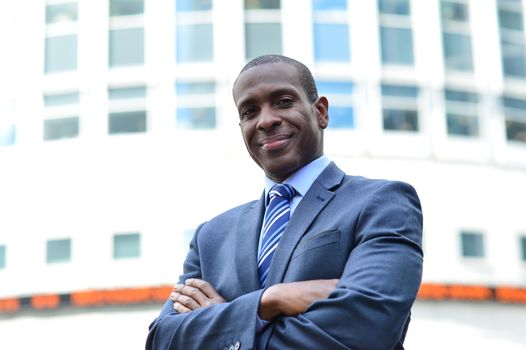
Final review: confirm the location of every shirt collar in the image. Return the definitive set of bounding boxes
[264,155,330,203]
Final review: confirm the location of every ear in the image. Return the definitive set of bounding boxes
[314,96,329,129]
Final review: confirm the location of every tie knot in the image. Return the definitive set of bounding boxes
[269,184,296,201]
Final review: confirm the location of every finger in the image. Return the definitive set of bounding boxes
[185,278,224,301]
[178,285,210,306]
[173,301,191,313]
[169,292,181,302]
[175,294,202,310]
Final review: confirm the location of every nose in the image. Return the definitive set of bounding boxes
[256,106,282,131]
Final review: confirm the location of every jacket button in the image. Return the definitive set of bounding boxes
[228,346,234,350]
[234,341,241,350]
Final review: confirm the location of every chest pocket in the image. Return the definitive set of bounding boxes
[291,229,341,260]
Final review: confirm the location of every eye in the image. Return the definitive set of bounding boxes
[239,106,258,120]
[276,97,294,107]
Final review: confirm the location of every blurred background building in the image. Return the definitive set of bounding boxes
[1,0,526,348]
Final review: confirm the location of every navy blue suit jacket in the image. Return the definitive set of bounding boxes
[146,162,423,349]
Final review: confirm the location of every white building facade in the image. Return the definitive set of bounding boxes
[1,0,526,349]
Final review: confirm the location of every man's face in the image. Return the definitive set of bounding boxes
[233,62,328,182]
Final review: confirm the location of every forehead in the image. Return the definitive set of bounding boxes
[233,62,303,105]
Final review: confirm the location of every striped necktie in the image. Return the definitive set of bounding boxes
[258,183,296,287]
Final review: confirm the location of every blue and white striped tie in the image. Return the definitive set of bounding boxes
[258,184,296,287]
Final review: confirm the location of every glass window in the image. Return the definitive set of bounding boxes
[501,39,526,78]
[176,82,216,129]
[378,0,410,15]
[445,90,480,138]
[176,0,212,11]
[499,9,524,31]
[381,84,419,132]
[0,125,16,146]
[245,0,280,9]
[503,96,526,142]
[177,107,216,129]
[44,117,79,141]
[110,0,144,16]
[175,82,214,94]
[380,27,414,65]
[113,233,141,259]
[46,239,71,264]
[460,231,485,258]
[520,236,526,261]
[0,245,5,269]
[441,1,468,22]
[245,23,282,59]
[44,92,79,106]
[45,35,77,73]
[313,0,347,11]
[109,28,144,67]
[108,111,147,134]
[46,2,78,24]
[441,1,473,72]
[108,86,146,99]
[176,24,214,62]
[313,23,350,61]
[318,81,354,128]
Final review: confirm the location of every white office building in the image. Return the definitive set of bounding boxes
[1,0,526,349]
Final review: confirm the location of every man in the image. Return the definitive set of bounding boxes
[146,55,423,349]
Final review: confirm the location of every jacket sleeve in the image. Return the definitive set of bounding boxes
[261,181,424,350]
[145,223,265,350]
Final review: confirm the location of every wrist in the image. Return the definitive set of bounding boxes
[258,285,282,321]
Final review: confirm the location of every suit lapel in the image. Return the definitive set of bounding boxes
[266,163,345,286]
[235,193,265,294]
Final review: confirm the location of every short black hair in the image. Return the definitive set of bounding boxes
[238,55,319,103]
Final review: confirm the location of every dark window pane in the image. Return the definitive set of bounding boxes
[380,27,414,65]
[245,0,280,10]
[381,84,418,97]
[0,246,5,268]
[317,81,353,94]
[176,82,215,94]
[109,28,144,67]
[313,0,347,11]
[109,111,147,134]
[0,125,16,146]
[313,23,350,61]
[441,1,469,22]
[176,0,212,11]
[46,3,78,23]
[328,106,354,128]
[461,231,484,258]
[383,109,419,131]
[447,113,479,136]
[378,0,410,15]
[443,32,473,71]
[176,24,214,62]
[521,236,526,261]
[113,233,140,259]
[506,120,526,142]
[44,92,79,106]
[47,239,71,263]
[499,9,524,31]
[44,117,79,140]
[501,40,526,77]
[445,89,478,102]
[108,86,146,99]
[503,96,526,109]
[245,23,282,59]
[177,107,216,129]
[45,35,77,73]
[110,0,144,16]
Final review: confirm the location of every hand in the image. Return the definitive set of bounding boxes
[170,278,226,313]
[259,279,339,321]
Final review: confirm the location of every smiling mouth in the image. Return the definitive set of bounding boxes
[259,135,291,151]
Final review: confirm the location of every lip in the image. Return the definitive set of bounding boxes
[259,134,292,151]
